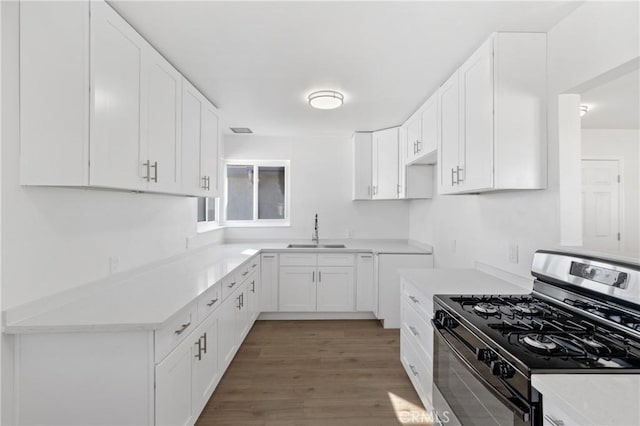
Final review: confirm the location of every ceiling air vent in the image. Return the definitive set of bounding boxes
[230,127,253,134]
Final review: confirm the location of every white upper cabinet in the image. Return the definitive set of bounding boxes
[142,50,183,194]
[405,93,437,166]
[90,1,146,191]
[19,0,218,197]
[372,127,400,200]
[352,132,373,200]
[438,32,547,194]
[180,81,220,197]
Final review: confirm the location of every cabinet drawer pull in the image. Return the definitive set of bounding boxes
[174,322,191,335]
[251,280,255,293]
[319,271,322,282]
[409,326,419,336]
[150,161,158,182]
[360,255,373,258]
[252,263,257,268]
[409,296,420,304]
[544,415,565,426]
[312,271,315,282]
[409,364,419,377]
[228,281,236,288]
[263,255,275,259]
[194,338,202,360]
[242,271,249,276]
[206,298,218,307]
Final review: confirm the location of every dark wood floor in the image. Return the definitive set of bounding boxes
[196,320,431,426]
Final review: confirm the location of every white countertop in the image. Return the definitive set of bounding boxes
[532,374,640,426]
[4,239,430,334]
[399,267,533,299]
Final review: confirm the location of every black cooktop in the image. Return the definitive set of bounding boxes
[434,293,640,374]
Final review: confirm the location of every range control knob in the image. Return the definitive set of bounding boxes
[490,360,515,379]
[442,317,458,329]
[476,348,497,364]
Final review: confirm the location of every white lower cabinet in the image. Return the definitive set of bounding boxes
[278,253,356,312]
[400,279,435,410]
[260,253,279,311]
[316,266,355,312]
[155,311,219,426]
[279,266,317,312]
[355,253,376,313]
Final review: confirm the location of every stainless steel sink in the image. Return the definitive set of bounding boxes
[287,244,347,249]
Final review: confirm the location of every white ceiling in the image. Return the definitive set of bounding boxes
[581,69,640,130]
[109,1,582,137]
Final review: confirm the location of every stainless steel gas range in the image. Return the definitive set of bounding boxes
[431,250,640,426]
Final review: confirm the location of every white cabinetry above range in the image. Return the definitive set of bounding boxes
[19,0,220,197]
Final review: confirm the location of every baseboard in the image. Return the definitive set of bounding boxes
[257,312,378,321]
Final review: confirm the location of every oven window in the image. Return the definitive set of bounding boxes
[433,331,530,426]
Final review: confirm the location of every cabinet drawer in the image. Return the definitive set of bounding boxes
[155,303,198,362]
[237,263,252,284]
[402,299,433,362]
[401,333,433,408]
[197,282,221,323]
[402,280,432,321]
[280,253,317,266]
[317,253,354,266]
[249,256,260,274]
[221,272,240,301]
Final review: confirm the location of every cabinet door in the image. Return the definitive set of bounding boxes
[372,127,399,200]
[356,253,376,313]
[459,38,494,192]
[260,254,279,312]
[278,266,316,312]
[352,133,373,200]
[248,274,259,322]
[200,103,220,196]
[406,113,422,163]
[90,1,145,190]
[181,82,205,196]
[438,71,461,194]
[218,291,239,371]
[421,94,438,157]
[143,50,182,193]
[317,267,355,312]
[155,336,194,426]
[235,285,252,341]
[191,313,220,416]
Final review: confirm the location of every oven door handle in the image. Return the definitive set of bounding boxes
[431,320,530,422]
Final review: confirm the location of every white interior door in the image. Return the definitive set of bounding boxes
[582,159,621,252]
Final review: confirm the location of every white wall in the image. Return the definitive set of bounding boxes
[409,1,640,274]
[0,2,223,310]
[582,129,640,256]
[224,134,410,241]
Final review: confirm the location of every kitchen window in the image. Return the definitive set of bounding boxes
[197,197,220,232]
[224,160,290,226]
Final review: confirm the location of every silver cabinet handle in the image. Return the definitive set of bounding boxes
[409,325,419,336]
[319,271,322,282]
[251,280,255,293]
[544,415,565,426]
[201,332,207,354]
[367,185,371,196]
[201,176,207,189]
[252,263,258,269]
[456,166,464,184]
[150,161,158,182]
[397,183,401,194]
[240,293,244,308]
[263,255,275,259]
[174,322,191,335]
[451,167,457,186]
[360,255,373,258]
[416,140,421,153]
[236,295,242,310]
[409,296,420,304]
[312,271,315,282]
[409,364,419,376]
[194,338,202,360]
[143,161,151,181]
[227,281,236,289]
[206,298,218,307]
[242,271,249,277]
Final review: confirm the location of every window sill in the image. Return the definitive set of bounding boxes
[224,221,291,228]
[197,222,225,234]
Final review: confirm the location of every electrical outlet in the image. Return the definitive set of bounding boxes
[451,239,457,253]
[109,256,120,274]
[508,243,519,264]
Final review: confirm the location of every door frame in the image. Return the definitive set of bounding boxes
[581,155,624,250]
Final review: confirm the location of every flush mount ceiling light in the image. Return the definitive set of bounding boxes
[308,90,344,110]
[580,105,589,117]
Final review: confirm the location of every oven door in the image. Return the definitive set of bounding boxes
[432,322,535,426]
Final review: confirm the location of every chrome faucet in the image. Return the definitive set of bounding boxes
[312,214,319,244]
